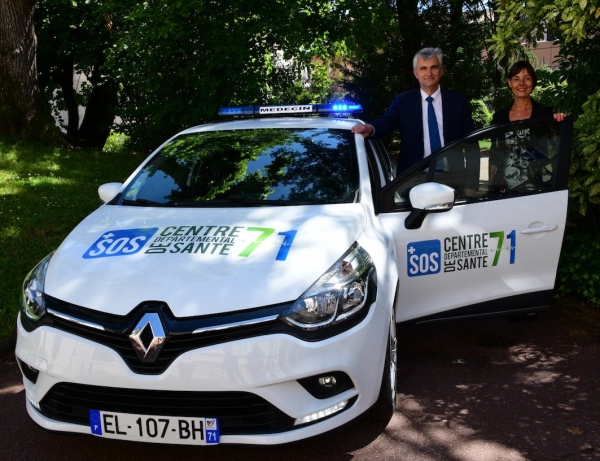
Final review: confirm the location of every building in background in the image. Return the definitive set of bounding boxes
[531,29,561,69]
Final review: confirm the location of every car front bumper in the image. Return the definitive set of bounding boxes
[15,301,390,445]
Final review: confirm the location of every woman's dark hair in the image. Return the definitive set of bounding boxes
[507,61,538,89]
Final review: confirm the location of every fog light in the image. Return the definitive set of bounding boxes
[297,371,354,399]
[318,376,337,388]
[294,399,348,426]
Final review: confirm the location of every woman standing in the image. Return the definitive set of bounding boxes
[492,61,565,123]
[489,61,565,192]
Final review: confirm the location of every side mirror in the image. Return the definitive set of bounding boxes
[405,182,455,229]
[98,182,123,203]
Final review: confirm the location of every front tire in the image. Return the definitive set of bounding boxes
[366,314,397,422]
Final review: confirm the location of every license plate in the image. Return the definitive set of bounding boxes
[89,410,219,445]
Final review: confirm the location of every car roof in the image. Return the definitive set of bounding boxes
[179,117,364,134]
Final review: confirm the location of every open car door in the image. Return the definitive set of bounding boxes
[378,118,573,323]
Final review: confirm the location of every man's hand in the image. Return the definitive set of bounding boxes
[350,124,374,139]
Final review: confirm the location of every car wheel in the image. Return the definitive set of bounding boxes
[366,313,397,422]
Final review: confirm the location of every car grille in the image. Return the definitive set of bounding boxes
[39,383,295,435]
[42,296,289,375]
[49,314,275,375]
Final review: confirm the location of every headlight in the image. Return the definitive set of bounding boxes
[283,243,376,330]
[21,252,54,321]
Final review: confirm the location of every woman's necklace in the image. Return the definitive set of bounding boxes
[513,103,532,117]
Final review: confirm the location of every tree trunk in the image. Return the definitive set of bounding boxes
[57,56,81,139]
[0,0,61,142]
[75,51,117,148]
[77,75,117,148]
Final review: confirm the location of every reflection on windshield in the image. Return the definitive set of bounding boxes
[121,128,359,207]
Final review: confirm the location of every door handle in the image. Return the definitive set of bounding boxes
[520,223,558,234]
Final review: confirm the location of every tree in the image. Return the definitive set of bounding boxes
[91,0,346,152]
[339,0,497,125]
[27,0,346,151]
[35,0,118,148]
[0,0,60,142]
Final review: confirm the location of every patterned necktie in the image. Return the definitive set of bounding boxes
[426,96,442,153]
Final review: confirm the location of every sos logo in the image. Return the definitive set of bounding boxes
[407,240,441,277]
[83,228,159,259]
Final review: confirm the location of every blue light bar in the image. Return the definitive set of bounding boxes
[218,103,362,116]
[319,103,363,113]
[218,106,257,116]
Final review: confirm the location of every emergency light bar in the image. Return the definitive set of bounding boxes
[218,103,363,116]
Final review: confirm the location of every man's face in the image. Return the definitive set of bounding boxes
[413,56,442,94]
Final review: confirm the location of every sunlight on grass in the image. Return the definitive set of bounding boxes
[1,225,21,238]
[0,176,73,195]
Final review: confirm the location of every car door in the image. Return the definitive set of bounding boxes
[377,118,573,323]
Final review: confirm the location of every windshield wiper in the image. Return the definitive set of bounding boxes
[223,198,316,206]
[120,198,168,207]
[121,197,318,207]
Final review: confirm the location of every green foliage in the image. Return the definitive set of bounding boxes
[552,33,600,117]
[489,0,600,60]
[530,66,568,110]
[97,0,344,152]
[102,131,131,155]
[558,90,600,304]
[470,99,492,130]
[35,0,347,152]
[569,90,600,216]
[0,136,142,340]
[557,220,600,305]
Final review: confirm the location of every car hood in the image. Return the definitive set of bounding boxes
[45,204,367,317]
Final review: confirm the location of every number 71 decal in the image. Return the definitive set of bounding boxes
[238,228,298,261]
[489,230,516,265]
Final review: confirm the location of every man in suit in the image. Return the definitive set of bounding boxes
[351,47,475,175]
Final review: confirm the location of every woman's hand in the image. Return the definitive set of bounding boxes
[554,113,567,122]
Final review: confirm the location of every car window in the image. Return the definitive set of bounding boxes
[380,119,568,211]
[120,128,360,207]
[368,139,395,182]
[365,139,394,212]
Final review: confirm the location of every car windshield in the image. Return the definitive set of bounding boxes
[119,127,359,207]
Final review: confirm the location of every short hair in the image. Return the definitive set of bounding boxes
[507,61,538,89]
[413,48,443,70]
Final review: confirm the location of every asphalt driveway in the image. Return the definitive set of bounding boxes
[1,296,598,460]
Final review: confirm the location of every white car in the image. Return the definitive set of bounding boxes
[16,103,573,445]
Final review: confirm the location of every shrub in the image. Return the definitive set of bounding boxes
[470,99,492,130]
[557,218,600,305]
[556,89,600,305]
[102,131,131,155]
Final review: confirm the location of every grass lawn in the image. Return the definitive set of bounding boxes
[0,136,143,342]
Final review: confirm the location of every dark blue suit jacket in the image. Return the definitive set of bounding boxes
[370,87,474,173]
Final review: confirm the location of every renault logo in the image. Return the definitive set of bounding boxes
[129,312,167,362]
